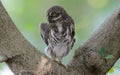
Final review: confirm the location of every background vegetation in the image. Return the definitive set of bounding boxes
[0,0,120,75]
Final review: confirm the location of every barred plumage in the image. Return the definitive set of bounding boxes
[40,6,75,63]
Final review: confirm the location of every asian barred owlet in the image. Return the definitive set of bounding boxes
[40,6,75,63]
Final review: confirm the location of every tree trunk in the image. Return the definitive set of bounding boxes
[0,1,120,75]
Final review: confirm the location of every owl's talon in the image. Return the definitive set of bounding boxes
[52,60,67,69]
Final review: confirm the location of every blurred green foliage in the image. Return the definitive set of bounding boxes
[1,0,120,65]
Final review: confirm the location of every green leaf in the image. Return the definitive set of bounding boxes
[100,47,105,57]
[109,67,114,74]
[104,55,114,59]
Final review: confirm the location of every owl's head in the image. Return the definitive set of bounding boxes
[47,6,68,22]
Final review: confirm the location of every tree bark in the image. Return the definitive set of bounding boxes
[0,1,120,75]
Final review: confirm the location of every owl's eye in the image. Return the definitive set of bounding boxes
[52,12,60,17]
[52,12,56,16]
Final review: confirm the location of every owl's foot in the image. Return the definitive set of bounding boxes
[53,60,67,69]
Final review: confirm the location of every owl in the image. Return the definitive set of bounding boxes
[40,6,75,63]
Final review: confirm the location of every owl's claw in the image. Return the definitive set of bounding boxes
[53,60,67,69]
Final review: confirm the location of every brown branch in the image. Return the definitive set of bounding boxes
[68,7,120,75]
[0,1,120,75]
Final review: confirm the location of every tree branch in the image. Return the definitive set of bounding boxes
[68,7,120,75]
[0,1,120,75]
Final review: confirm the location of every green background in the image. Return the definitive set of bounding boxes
[0,0,120,75]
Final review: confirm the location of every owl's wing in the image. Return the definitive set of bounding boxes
[40,23,50,45]
[70,17,75,38]
[65,17,75,39]
[65,17,75,49]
